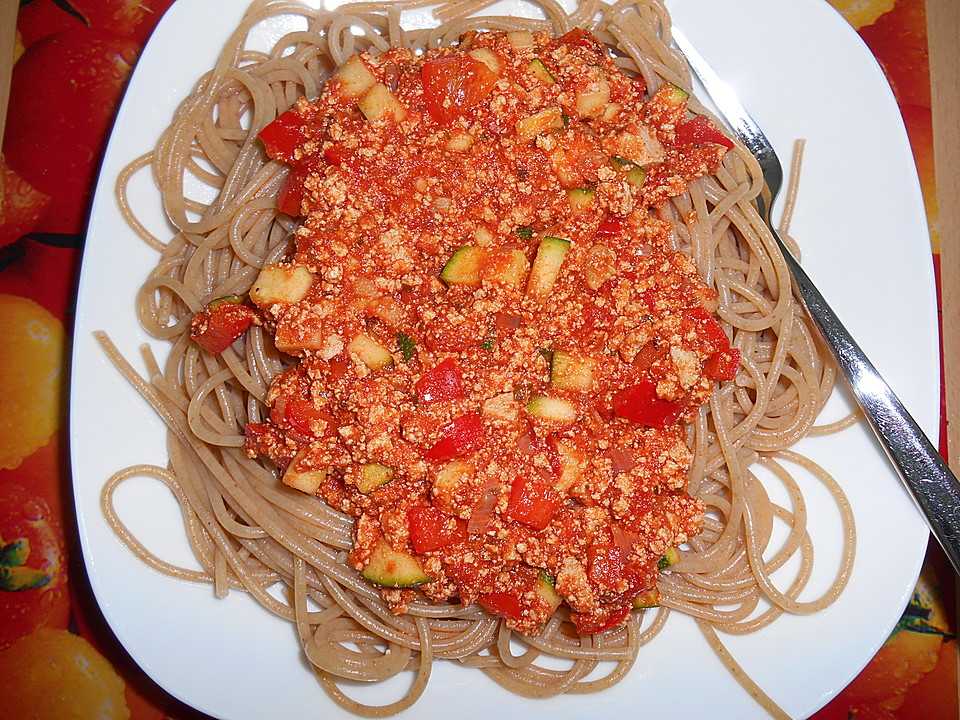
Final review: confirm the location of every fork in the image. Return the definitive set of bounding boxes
[672,28,960,576]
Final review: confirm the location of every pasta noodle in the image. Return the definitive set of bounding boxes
[102,0,856,716]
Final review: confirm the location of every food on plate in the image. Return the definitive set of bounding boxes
[101,0,855,716]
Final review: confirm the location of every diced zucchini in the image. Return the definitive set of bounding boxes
[526,58,556,84]
[576,72,611,119]
[553,440,585,492]
[527,395,577,422]
[550,350,597,392]
[633,588,661,609]
[535,572,563,612]
[282,450,326,494]
[250,264,314,307]
[348,333,394,370]
[600,102,621,122]
[610,155,647,188]
[440,246,482,285]
[526,236,570,299]
[483,248,529,288]
[566,187,595,211]
[433,459,473,495]
[657,547,681,570]
[468,47,503,73]
[661,82,690,106]
[361,538,431,587]
[446,131,475,151]
[516,107,564,142]
[358,83,407,122]
[357,462,395,494]
[335,55,377,98]
[506,30,535,48]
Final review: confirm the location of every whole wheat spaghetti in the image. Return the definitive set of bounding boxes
[102,1,855,717]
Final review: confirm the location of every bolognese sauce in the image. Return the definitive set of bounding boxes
[220,28,740,635]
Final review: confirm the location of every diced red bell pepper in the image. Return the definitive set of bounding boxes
[408,505,467,553]
[258,110,306,163]
[570,601,631,634]
[595,215,626,239]
[675,115,734,150]
[415,358,465,404]
[277,162,313,216]
[612,380,687,428]
[478,592,524,621]
[506,474,563,531]
[421,53,498,125]
[425,411,485,461]
[190,297,257,354]
[704,347,741,381]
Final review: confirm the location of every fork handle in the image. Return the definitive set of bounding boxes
[774,230,960,574]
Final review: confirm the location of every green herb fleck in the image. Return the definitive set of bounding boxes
[517,226,533,240]
[397,333,416,363]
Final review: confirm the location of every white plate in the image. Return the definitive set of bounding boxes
[70,0,937,718]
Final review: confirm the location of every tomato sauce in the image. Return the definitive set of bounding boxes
[240,29,739,634]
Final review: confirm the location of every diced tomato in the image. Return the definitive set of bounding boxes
[554,28,604,56]
[258,110,306,163]
[190,297,257,354]
[704,347,741,381]
[570,601,631,634]
[478,592,524,621]
[685,306,730,350]
[421,53,498,125]
[415,358,464,404]
[595,215,626,239]
[588,543,624,591]
[675,115,734,150]
[506,474,563,531]
[408,505,467,553]
[425,411,485,461]
[283,398,335,437]
[613,380,687,428]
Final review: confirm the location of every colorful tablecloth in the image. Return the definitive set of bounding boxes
[0,0,954,717]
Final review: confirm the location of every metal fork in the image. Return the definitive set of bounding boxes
[672,28,960,576]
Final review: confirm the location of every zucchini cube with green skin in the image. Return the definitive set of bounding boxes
[440,246,483,286]
[357,463,395,494]
[484,248,529,288]
[535,572,563,612]
[657,547,681,570]
[527,395,577,423]
[526,236,570,299]
[335,55,377,98]
[610,156,647,189]
[661,82,690,106]
[550,350,597,392]
[361,538,431,587]
[566,187,595,211]
[527,58,556,84]
[633,588,661,609]
[348,333,393,370]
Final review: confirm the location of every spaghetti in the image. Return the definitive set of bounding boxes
[102,0,856,717]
